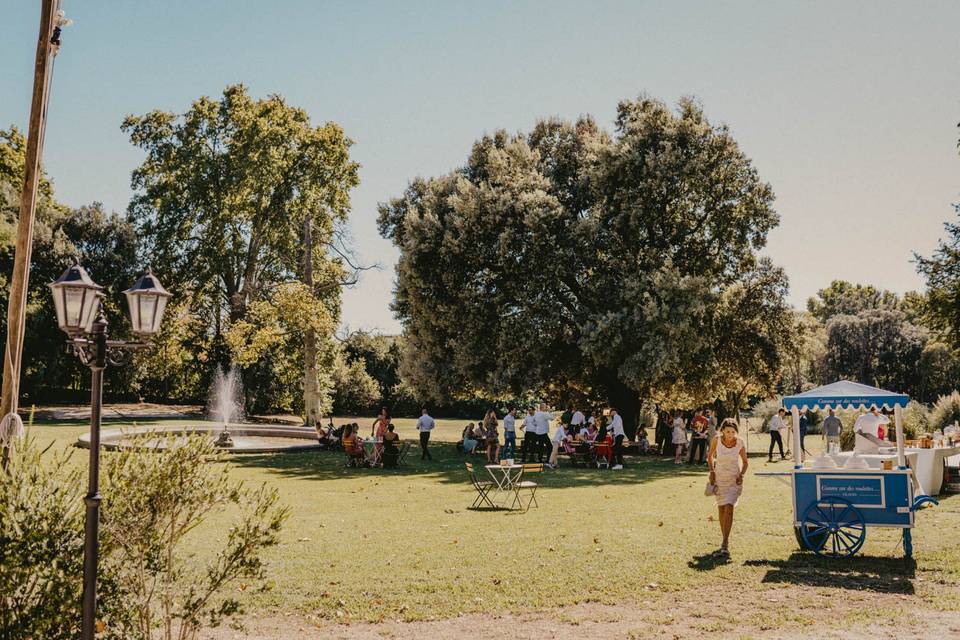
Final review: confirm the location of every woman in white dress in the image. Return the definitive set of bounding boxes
[671,413,687,464]
[707,418,749,555]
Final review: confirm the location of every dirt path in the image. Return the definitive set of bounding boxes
[203,585,960,639]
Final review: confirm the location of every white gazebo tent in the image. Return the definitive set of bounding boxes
[782,380,910,470]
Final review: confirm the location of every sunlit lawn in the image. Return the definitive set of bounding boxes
[26,417,960,632]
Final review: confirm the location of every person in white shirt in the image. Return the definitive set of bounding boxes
[854,407,889,454]
[767,408,787,462]
[609,408,626,469]
[502,408,517,460]
[533,403,554,463]
[571,407,586,429]
[549,423,566,468]
[416,408,435,461]
[521,407,538,463]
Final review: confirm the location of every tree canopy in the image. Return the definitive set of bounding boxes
[378,96,792,428]
[806,280,902,323]
[917,211,960,349]
[1,127,139,403]
[123,85,360,414]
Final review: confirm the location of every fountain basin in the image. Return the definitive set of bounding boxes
[77,424,322,453]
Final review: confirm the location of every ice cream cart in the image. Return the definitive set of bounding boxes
[763,381,938,558]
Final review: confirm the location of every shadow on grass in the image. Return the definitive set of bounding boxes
[227,444,706,488]
[688,551,731,571]
[745,553,917,594]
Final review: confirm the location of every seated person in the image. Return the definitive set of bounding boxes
[461,423,479,454]
[638,428,650,454]
[314,422,328,444]
[584,421,599,443]
[593,425,613,465]
[342,424,366,465]
[382,423,400,467]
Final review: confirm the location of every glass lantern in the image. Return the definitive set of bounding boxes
[123,268,172,336]
[48,260,103,335]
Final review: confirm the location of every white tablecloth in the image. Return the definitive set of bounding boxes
[878,446,960,495]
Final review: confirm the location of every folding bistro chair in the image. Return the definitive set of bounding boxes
[466,462,497,509]
[510,463,542,512]
[343,437,366,468]
[396,441,412,466]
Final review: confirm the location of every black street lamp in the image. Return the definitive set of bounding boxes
[49,259,171,640]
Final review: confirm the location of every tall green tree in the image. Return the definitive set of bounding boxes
[378,97,784,431]
[1,128,139,403]
[917,212,960,349]
[123,85,359,416]
[806,280,901,323]
[824,310,927,395]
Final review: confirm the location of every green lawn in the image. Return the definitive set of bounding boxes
[24,416,960,633]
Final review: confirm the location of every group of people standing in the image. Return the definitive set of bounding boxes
[664,409,719,465]
[458,403,628,470]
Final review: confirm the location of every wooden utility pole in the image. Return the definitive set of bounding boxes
[302,213,320,427]
[1,0,63,454]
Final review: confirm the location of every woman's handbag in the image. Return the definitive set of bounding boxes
[704,478,718,496]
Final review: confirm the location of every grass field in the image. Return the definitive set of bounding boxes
[24,416,960,638]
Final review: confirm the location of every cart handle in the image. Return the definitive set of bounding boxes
[911,495,939,512]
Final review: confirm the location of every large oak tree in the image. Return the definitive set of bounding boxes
[379,96,792,431]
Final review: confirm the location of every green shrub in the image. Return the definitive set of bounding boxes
[899,401,929,440]
[0,437,130,639]
[930,391,960,431]
[101,434,288,639]
[839,426,856,451]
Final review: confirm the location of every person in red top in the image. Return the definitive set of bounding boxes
[688,410,709,465]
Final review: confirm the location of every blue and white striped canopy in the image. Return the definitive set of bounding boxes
[782,380,909,411]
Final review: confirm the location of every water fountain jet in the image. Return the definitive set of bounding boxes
[78,365,323,453]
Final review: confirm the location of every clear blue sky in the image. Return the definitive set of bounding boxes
[3,1,958,334]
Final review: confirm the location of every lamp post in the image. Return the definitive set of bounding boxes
[49,259,172,640]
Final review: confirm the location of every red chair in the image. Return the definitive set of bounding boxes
[594,437,613,469]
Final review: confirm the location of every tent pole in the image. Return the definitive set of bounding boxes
[894,404,906,470]
[790,406,802,469]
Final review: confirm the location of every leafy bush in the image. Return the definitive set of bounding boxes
[899,401,929,440]
[752,397,783,432]
[0,437,130,639]
[839,426,855,451]
[101,434,288,639]
[930,391,960,431]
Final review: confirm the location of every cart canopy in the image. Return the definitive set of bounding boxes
[782,380,909,412]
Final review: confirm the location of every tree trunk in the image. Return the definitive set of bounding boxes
[602,370,641,439]
[302,214,320,427]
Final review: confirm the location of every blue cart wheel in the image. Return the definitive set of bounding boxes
[800,497,866,558]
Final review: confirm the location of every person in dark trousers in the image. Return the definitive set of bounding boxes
[502,408,517,459]
[520,406,537,462]
[415,408,435,461]
[656,410,671,455]
[532,403,553,463]
[798,410,810,462]
[609,408,626,469]
[688,410,709,464]
[768,408,787,461]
